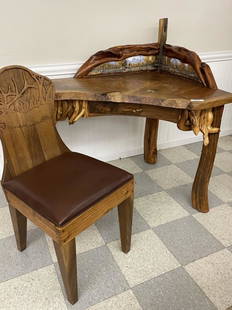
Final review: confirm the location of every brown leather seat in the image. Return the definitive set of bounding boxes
[3,152,132,226]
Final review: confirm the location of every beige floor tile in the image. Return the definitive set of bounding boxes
[108,230,180,287]
[214,152,232,172]
[185,249,232,310]
[109,158,142,174]
[209,174,232,202]
[218,136,232,151]
[87,290,142,310]
[76,224,105,253]
[0,207,35,240]
[46,224,105,262]
[147,165,192,189]
[0,187,7,207]
[160,146,198,163]
[0,207,15,240]
[135,191,189,227]
[0,265,66,310]
[194,205,232,247]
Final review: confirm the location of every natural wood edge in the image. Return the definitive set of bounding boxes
[75,42,216,92]
[75,42,212,85]
[4,179,134,244]
[163,44,206,85]
[187,95,232,110]
[75,43,160,78]
[200,63,217,89]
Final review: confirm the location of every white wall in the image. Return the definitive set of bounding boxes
[0,1,232,171]
[0,0,232,66]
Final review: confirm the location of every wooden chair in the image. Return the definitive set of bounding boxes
[0,65,134,304]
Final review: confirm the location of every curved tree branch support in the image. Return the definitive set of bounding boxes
[192,105,224,212]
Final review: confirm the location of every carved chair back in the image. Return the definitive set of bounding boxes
[0,66,68,182]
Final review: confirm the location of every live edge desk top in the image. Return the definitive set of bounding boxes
[52,18,232,215]
[54,71,232,110]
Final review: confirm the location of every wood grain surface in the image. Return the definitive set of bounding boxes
[0,65,68,182]
[54,71,232,110]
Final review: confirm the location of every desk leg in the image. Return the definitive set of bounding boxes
[192,106,224,212]
[144,118,159,164]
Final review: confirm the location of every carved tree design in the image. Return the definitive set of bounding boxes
[0,67,53,114]
[0,65,67,181]
[0,77,36,114]
[0,66,54,130]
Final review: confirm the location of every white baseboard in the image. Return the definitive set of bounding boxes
[100,129,232,161]
[31,63,82,79]
[199,50,232,63]
[29,50,232,79]
[158,128,232,150]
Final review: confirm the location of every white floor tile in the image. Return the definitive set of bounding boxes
[209,174,232,202]
[0,207,35,240]
[160,146,198,163]
[214,152,232,172]
[185,249,232,310]
[147,165,192,189]
[194,204,232,246]
[109,158,142,174]
[0,265,66,310]
[135,191,189,227]
[218,136,232,151]
[108,230,180,287]
[87,290,142,310]
[0,187,7,207]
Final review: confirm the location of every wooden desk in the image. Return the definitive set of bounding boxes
[53,71,232,214]
[53,18,232,214]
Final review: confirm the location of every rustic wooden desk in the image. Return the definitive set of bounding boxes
[53,18,232,213]
[53,71,232,214]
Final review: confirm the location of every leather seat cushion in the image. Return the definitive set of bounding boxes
[3,152,133,226]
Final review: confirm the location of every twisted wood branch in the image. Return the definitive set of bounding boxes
[56,100,88,124]
[177,109,220,146]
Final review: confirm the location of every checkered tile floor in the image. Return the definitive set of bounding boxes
[1,136,232,309]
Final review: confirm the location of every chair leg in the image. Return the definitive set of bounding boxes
[53,239,78,305]
[118,195,133,253]
[9,206,27,251]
